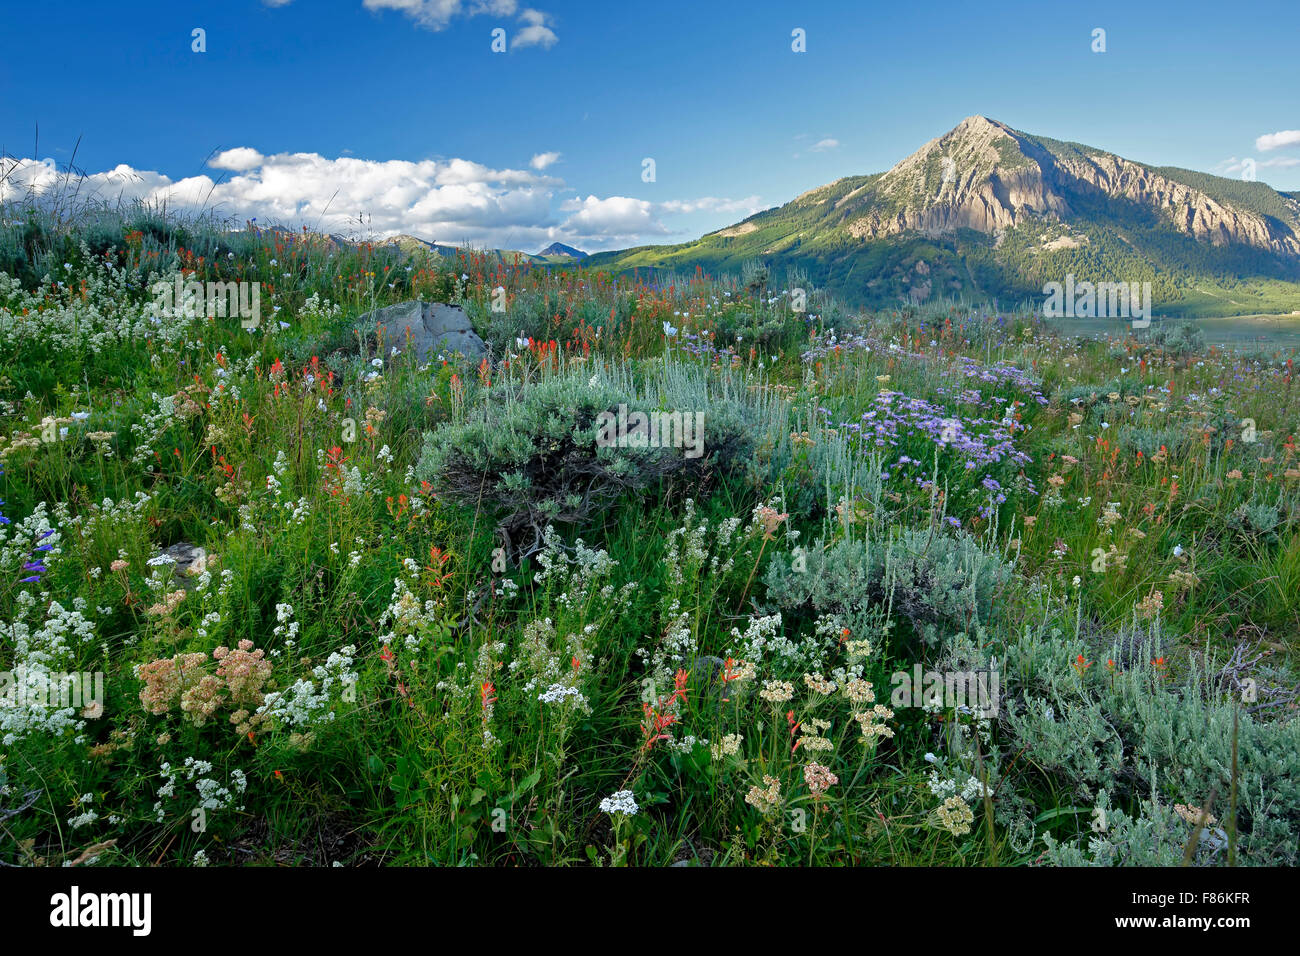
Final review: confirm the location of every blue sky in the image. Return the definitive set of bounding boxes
[2,0,1297,252]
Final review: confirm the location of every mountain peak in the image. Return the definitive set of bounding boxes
[884,116,1022,178]
[866,116,1066,236]
[953,114,1006,132]
[538,241,588,259]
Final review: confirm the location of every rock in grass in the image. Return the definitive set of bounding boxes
[353,301,487,362]
[154,542,213,593]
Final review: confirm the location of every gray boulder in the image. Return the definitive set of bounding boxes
[154,541,213,593]
[355,301,487,362]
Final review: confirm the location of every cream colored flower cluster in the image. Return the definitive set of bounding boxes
[937,795,974,836]
[744,775,782,814]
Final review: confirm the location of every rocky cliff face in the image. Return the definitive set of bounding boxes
[1049,152,1300,254]
[837,115,1300,256]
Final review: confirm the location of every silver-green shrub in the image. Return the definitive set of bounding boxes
[1003,622,1300,865]
[762,528,1015,646]
[415,362,785,554]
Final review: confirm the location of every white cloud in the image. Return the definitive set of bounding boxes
[513,8,558,49]
[210,147,266,172]
[360,0,556,47]
[0,151,758,253]
[0,152,549,241]
[809,138,840,152]
[362,0,462,29]
[471,0,520,13]
[529,151,561,170]
[1256,130,1300,152]
[559,195,664,239]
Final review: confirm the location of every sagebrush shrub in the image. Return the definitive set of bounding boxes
[1225,499,1285,543]
[763,528,1014,647]
[416,373,654,554]
[1001,622,1300,865]
[416,363,785,554]
[1041,786,1224,866]
[1146,320,1206,357]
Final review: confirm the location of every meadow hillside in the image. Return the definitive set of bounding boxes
[1,207,1298,866]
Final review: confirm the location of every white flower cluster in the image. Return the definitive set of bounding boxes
[67,793,98,830]
[0,501,63,577]
[533,526,618,594]
[195,609,223,640]
[640,609,696,686]
[0,592,96,745]
[726,612,788,665]
[666,734,708,754]
[536,682,591,713]
[256,646,357,728]
[511,618,573,684]
[153,757,248,822]
[725,611,859,682]
[64,492,152,541]
[128,392,179,466]
[599,790,639,816]
[927,767,990,803]
[711,733,743,760]
[273,603,300,643]
[312,448,379,495]
[0,260,200,354]
[299,292,342,322]
[377,575,445,651]
[342,466,368,495]
[284,497,312,525]
[663,499,711,587]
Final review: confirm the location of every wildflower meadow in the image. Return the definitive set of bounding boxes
[1,206,1296,874]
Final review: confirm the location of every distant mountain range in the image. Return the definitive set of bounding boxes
[587,116,1300,317]
[367,235,588,265]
